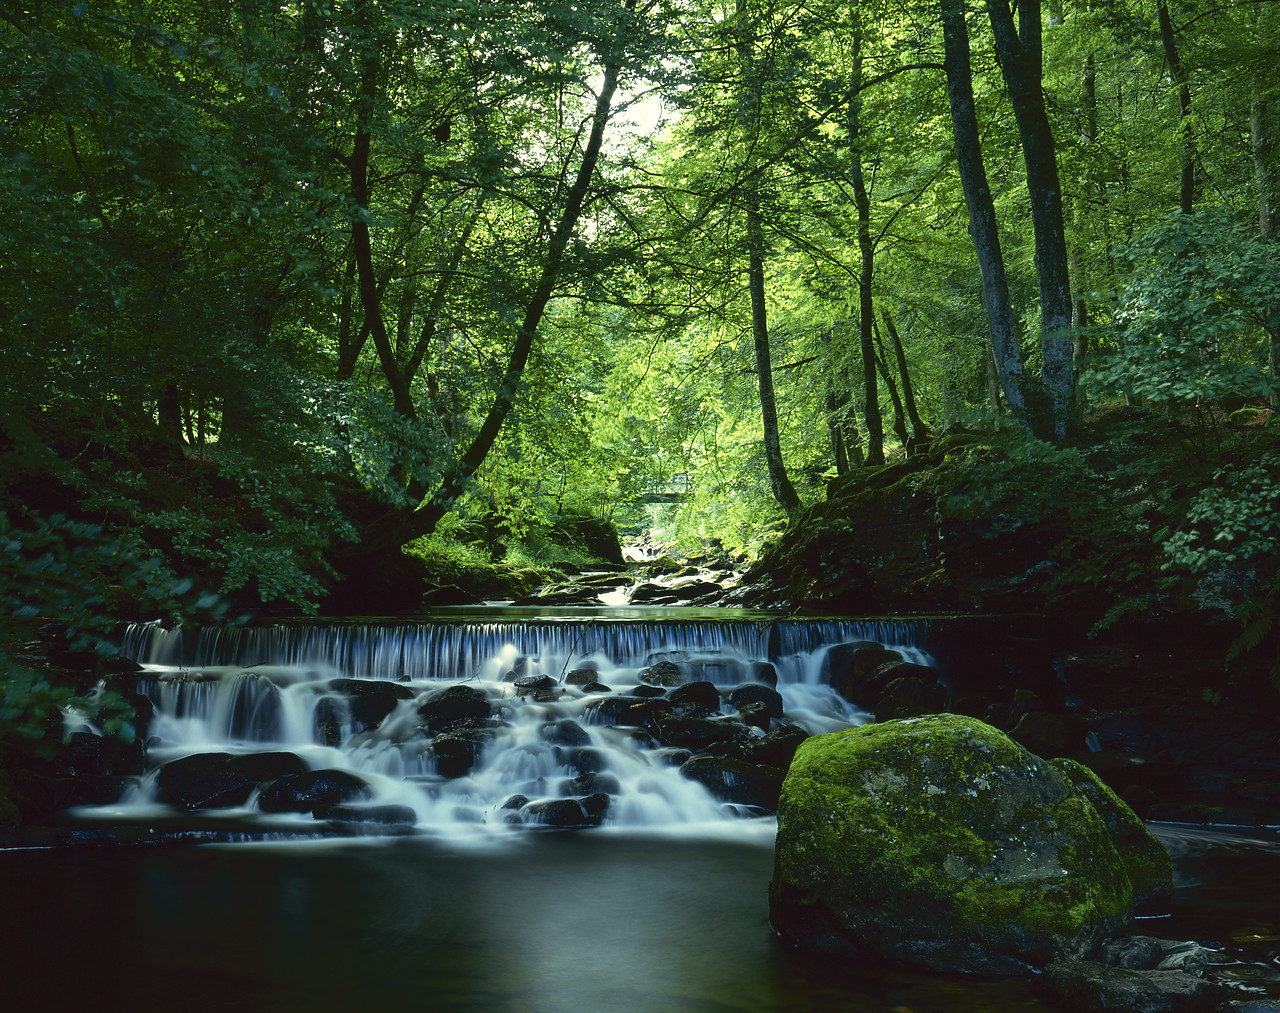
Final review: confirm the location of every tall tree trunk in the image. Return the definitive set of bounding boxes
[940,0,1030,429]
[849,12,884,464]
[1253,3,1280,403]
[747,208,802,517]
[736,0,802,517]
[1071,48,1097,384]
[873,320,910,447]
[820,325,852,474]
[985,0,1074,439]
[881,308,929,440]
[1157,0,1194,215]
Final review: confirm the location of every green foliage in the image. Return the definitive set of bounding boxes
[1086,209,1280,421]
[1164,451,1280,574]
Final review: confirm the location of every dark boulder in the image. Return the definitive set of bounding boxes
[638,660,684,687]
[680,755,783,810]
[257,769,373,813]
[747,725,810,770]
[431,726,493,778]
[513,674,558,694]
[564,668,599,686]
[519,793,611,828]
[669,680,720,712]
[329,678,414,732]
[653,715,746,752]
[555,746,610,776]
[561,772,622,796]
[729,684,785,720]
[155,751,308,810]
[417,684,492,731]
[1042,958,1231,1012]
[539,718,591,747]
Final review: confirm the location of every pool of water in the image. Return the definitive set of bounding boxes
[3,823,1276,1012]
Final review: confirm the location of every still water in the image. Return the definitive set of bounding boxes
[3,824,1277,1013]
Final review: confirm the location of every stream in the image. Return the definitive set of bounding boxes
[3,608,1277,1010]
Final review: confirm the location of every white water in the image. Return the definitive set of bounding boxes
[111,617,933,836]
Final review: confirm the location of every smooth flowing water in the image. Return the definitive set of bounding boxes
[12,610,1277,1011]
[104,611,931,834]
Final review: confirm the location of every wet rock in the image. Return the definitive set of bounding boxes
[1051,758,1172,906]
[770,716,1156,974]
[313,803,417,825]
[500,794,529,810]
[562,772,622,796]
[514,674,558,694]
[313,697,345,747]
[825,642,903,699]
[564,668,599,686]
[155,751,308,810]
[633,684,668,698]
[582,681,612,693]
[629,583,681,605]
[738,701,771,731]
[540,718,591,747]
[653,714,746,752]
[431,726,493,778]
[729,684,785,720]
[555,746,610,776]
[680,755,783,810]
[587,695,653,726]
[258,769,373,813]
[747,724,810,770]
[520,793,610,828]
[417,684,492,731]
[752,662,779,688]
[1102,936,1166,969]
[328,678,414,732]
[638,660,684,687]
[668,680,720,712]
[1042,958,1231,1012]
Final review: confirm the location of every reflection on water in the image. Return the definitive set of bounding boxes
[2,825,1278,1011]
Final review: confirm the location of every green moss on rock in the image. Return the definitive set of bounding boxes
[771,715,1135,974]
[1050,757,1172,906]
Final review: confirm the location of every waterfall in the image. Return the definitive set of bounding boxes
[110,616,933,836]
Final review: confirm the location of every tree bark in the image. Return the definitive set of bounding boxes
[849,13,884,464]
[985,0,1074,439]
[873,320,910,447]
[1070,49,1097,384]
[881,308,929,440]
[747,208,802,517]
[940,0,1030,428]
[1253,2,1280,402]
[1157,0,1194,215]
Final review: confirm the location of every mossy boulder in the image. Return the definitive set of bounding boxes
[770,715,1155,974]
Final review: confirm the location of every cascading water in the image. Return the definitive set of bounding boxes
[109,615,933,837]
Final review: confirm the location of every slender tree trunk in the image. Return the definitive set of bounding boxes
[820,325,851,474]
[747,209,802,516]
[1157,0,1194,215]
[985,0,1074,439]
[1253,3,1280,402]
[985,345,1003,414]
[873,320,910,447]
[881,308,928,440]
[849,13,884,464]
[1071,48,1097,384]
[940,0,1030,428]
[735,0,802,517]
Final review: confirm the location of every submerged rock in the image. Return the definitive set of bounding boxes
[258,769,373,813]
[770,715,1160,974]
[155,751,308,810]
[1042,958,1231,1011]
